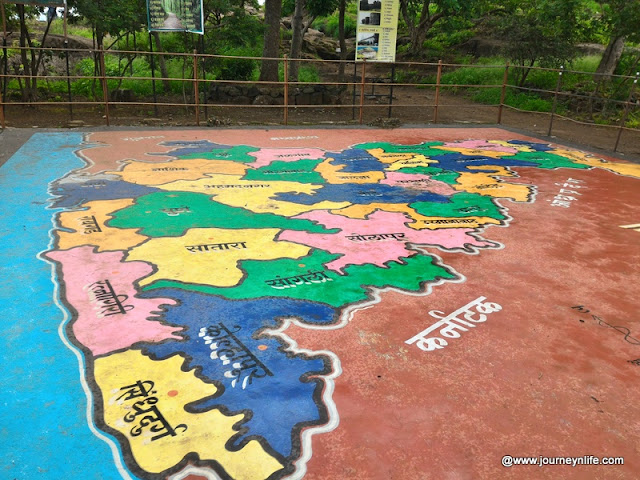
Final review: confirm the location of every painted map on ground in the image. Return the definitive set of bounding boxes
[42,133,640,480]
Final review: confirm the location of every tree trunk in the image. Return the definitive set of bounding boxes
[17,5,34,101]
[338,0,346,81]
[152,31,170,90]
[259,0,282,82]
[399,0,431,57]
[408,26,429,57]
[289,0,305,81]
[596,36,625,79]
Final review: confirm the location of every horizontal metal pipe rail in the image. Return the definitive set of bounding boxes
[1,45,638,152]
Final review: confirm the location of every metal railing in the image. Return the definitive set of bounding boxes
[0,44,638,154]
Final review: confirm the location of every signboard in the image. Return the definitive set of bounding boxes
[147,0,204,35]
[355,0,399,62]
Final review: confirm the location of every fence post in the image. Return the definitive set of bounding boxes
[498,62,509,124]
[193,49,200,126]
[0,71,4,129]
[352,60,357,120]
[433,59,442,123]
[359,59,366,125]
[148,32,158,117]
[0,36,9,128]
[0,36,6,129]
[388,64,395,118]
[199,35,208,121]
[64,40,73,121]
[614,72,639,153]
[547,66,564,136]
[283,55,289,126]
[98,46,110,126]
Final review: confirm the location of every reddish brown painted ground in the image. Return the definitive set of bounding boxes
[80,127,639,480]
[287,162,640,479]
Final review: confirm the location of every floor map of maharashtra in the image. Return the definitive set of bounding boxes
[6,128,639,480]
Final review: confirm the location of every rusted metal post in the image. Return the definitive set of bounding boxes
[1,0,8,127]
[98,46,110,126]
[193,49,200,126]
[0,72,5,129]
[498,62,509,124]
[148,32,158,117]
[352,60,357,120]
[359,59,366,125]
[1,36,6,127]
[434,60,442,123]
[64,40,73,120]
[614,72,639,153]
[283,55,289,125]
[388,64,395,118]
[547,66,564,136]
[200,35,207,120]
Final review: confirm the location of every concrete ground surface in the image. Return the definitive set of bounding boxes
[1,126,639,480]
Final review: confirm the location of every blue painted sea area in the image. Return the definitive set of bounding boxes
[0,133,133,479]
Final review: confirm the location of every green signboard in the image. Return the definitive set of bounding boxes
[147,0,204,35]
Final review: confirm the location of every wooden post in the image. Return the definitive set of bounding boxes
[283,55,289,125]
[193,49,200,126]
[359,59,366,125]
[98,46,110,126]
[547,66,563,136]
[614,72,639,153]
[498,62,509,124]
[433,60,442,123]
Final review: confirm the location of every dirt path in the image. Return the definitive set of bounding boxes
[163,12,184,29]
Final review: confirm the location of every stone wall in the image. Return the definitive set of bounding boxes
[208,84,346,106]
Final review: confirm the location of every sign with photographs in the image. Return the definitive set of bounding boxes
[355,0,399,62]
[147,0,204,35]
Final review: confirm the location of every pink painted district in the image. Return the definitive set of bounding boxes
[280,210,493,273]
[46,246,182,356]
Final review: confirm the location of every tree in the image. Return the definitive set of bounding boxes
[491,0,580,86]
[337,0,347,81]
[398,0,467,57]
[71,0,147,50]
[259,0,282,82]
[4,3,56,102]
[594,0,640,77]
[288,0,337,80]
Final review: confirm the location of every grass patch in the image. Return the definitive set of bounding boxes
[473,87,555,112]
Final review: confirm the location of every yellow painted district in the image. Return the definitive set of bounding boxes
[127,227,310,287]
[94,350,283,478]
[107,158,249,185]
[453,165,532,201]
[157,174,350,216]
[56,199,148,251]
